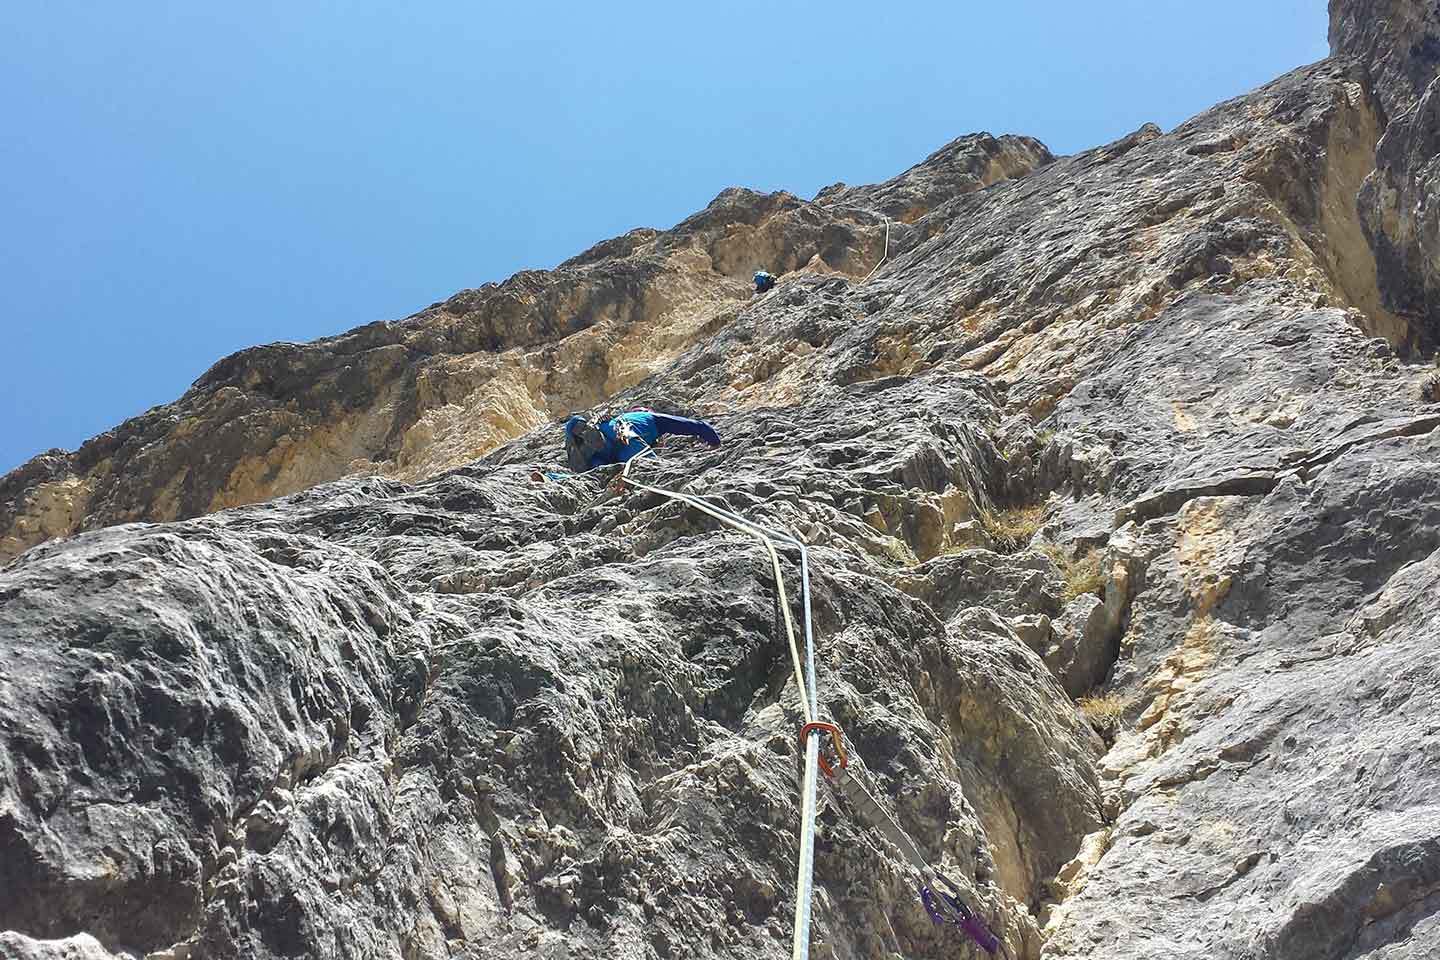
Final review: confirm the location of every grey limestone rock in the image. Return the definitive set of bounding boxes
[1334,0,1440,347]
[6,4,1440,958]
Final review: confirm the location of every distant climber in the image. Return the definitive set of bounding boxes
[753,270,777,295]
[563,411,721,473]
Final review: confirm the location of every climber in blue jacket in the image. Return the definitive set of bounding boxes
[564,411,721,473]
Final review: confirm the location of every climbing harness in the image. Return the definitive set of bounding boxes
[608,421,1005,958]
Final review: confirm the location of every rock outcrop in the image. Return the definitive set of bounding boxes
[0,135,1052,564]
[1330,0,1440,118]
[1333,0,1440,347]
[4,3,1440,959]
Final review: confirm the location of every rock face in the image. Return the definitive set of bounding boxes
[1332,0,1440,346]
[5,4,1440,959]
[0,135,1052,564]
[1329,0,1440,119]
[0,395,1105,960]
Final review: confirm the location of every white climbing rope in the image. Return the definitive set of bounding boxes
[620,448,813,723]
[616,433,823,959]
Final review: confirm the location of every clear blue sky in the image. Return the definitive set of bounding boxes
[1,1,1328,473]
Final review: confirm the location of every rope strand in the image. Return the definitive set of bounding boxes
[617,439,823,956]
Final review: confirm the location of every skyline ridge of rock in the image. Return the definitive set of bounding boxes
[0,132,1049,562]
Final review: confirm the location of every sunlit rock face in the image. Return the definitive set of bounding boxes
[0,135,1051,564]
[3,5,1440,958]
[1332,0,1440,348]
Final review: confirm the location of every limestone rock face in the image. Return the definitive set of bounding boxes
[0,135,1048,564]
[5,7,1440,960]
[1,388,1104,960]
[1329,0,1440,119]
[1358,75,1440,346]
[1333,0,1440,346]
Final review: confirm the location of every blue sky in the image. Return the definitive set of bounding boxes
[1,1,1328,473]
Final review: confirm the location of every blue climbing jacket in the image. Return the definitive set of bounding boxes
[565,411,721,472]
[754,270,777,294]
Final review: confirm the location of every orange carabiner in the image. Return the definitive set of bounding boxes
[798,721,848,778]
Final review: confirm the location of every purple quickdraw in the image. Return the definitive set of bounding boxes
[920,878,1001,955]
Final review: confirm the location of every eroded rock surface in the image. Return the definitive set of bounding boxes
[5,4,1440,959]
[1329,0,1440,119]
[0,135,1050,564]
[0,382,1105,960]
[1333,0,1440,347]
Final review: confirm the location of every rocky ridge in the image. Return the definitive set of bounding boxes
[0,136,1050,563]
[4,3,1440,959]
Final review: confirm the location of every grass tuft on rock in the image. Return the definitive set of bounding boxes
[1042,545,1107,601]
[979,503,1046,553]
[1078,693,1128,741]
